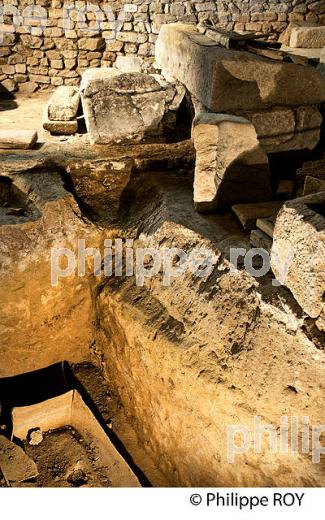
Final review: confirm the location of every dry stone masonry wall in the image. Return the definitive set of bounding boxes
[0,0,324,93]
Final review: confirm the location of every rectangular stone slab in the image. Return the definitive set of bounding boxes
[232,201,283,230]
[156,24,325,113]
[290,26,325,49]
[0,130,37,150]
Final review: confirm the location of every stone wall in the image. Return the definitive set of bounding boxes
[0,0,324,93]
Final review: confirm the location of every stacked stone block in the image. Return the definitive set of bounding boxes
[0,0,324,93]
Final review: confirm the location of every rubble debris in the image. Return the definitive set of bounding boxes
[0,130,37,150]
[192,113,272,212]
[27,428,43,446]
[66,465,88,487]
[0,435,38,484]
[197,23,276,49]
[297,158,325,187]
[232,201,283,230]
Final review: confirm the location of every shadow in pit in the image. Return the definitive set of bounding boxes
[0,89,18,112]
[0,361,151,487]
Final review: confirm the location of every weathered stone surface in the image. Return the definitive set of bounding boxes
[47,86,80,121]
[243,106,322,153]
[271,193,325,329]
[43,116,78,135]
[115,56,143,73]
[290,25,325,48]
[80,68,179,145]
[156,24,325,113]
[303,176,325,196]
[0,130,37,150]
[192,113,272,212]
[80,68,164,145]
[297,158,325,187]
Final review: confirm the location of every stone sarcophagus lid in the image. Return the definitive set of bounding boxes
[156,23,325,153]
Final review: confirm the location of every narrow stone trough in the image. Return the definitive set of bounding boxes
[0,363,144,487]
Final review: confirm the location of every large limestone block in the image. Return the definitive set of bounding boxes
[271,193,325,330]
[290,26,325,49]
[47,86,80,121]
[192,113,272,212]
[80,68,170,145]
[243,106,322,153]
[156,24,325,113]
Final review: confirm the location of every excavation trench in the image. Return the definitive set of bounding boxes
[0,155,324,487]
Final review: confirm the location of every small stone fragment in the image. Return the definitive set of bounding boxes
[27,428,43,446]
[67,468,88,487]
